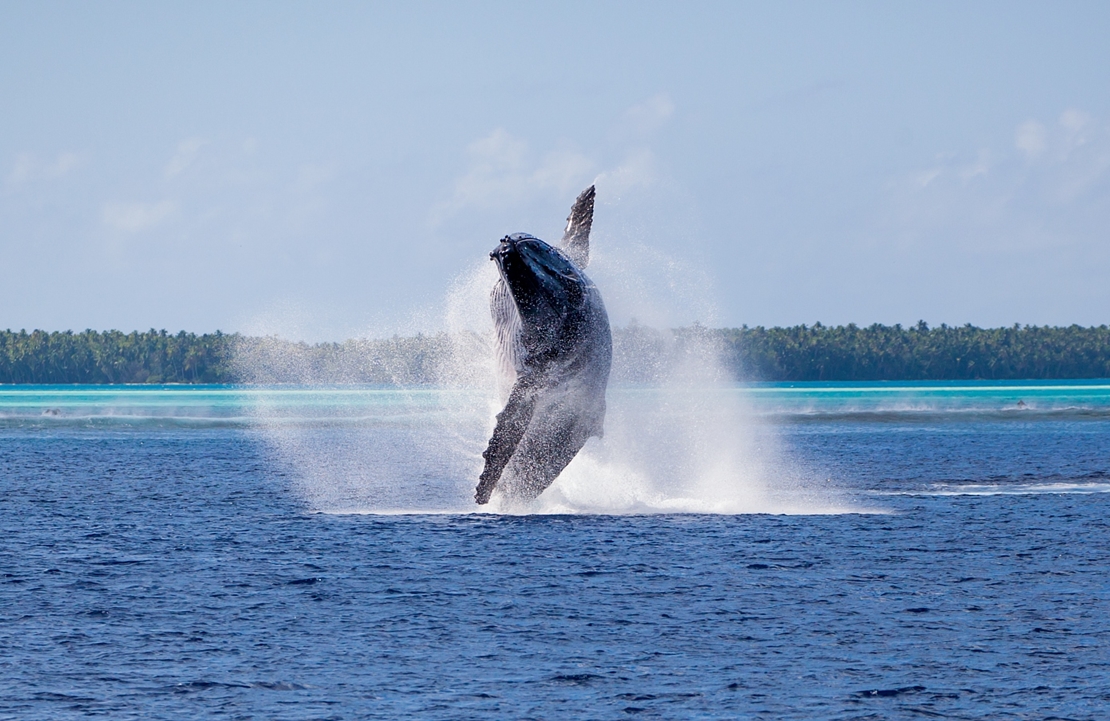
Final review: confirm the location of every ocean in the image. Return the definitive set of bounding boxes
[2,381,1108,719]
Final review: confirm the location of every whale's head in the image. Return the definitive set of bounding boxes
[490,233,592,352]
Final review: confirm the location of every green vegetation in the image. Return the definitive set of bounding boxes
[721,322,1110,381]
[2,323,1109,384]
[0,330,233,384]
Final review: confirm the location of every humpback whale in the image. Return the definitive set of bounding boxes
[475,186,611,504]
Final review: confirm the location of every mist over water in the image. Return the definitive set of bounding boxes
[234,215,851,515]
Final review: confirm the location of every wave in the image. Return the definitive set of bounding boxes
[0,416,254,430]
[0,413,467,430]
[759,406,1110,423]
[6,403,1110,430]
[873,481,1110,496]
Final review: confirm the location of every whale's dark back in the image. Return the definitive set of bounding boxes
[476,234,611,503]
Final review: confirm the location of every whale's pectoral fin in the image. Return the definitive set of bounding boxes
[560,185,595,269]
[475,381,538,504]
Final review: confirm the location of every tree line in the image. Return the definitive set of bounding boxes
[0,329,233,384]
[2,323,1109,384]
[722,322,1110,381]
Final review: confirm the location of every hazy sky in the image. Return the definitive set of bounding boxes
[3,2,1109,339]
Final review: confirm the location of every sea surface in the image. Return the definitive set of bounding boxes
[2,381,1109,719]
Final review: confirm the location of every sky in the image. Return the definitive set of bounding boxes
[2,1,1109,340]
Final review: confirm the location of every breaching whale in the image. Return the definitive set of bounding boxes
[475,186,611,504]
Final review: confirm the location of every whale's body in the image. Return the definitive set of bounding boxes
[475,187,611,504]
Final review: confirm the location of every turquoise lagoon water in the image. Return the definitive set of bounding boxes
[5,378,1110,423]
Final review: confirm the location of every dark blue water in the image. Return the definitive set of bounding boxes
[2,386,1110,719]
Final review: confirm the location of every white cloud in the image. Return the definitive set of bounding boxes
[901,149,991,196]
[6,151,82,184]
[529,149,594,196]
[102,200,177,232]
[914,167,943,188]
[1054,108,1099,172]
[164,138,208,178]
[1059,108,1091,135]
[1015,120,1047,159]
[469,128,528,173]
[959,149,991,182]
[435,129,594,218]
[594,148,659,196]
[615,93,675,141]
[435,94,677,221]
[883,108,1110,255]
[52,153,81,177]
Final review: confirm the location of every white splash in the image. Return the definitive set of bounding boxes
[236,194,857,515]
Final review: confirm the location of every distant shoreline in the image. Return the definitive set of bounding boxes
[3,323,1109,384]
